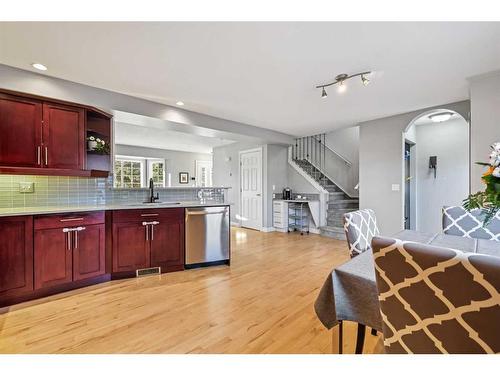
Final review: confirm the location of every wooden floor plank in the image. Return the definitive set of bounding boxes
[0,227,379,354]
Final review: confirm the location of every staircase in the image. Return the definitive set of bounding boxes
[292,135,359,240]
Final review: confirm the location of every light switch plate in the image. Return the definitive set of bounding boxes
[19,182,35,193]
[391,184,400,191]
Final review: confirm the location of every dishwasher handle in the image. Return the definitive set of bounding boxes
[186,209,227,216]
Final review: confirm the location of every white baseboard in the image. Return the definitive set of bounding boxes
[230,221,242,227]
[261,227,275,233]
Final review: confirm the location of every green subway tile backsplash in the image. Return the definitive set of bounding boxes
[0,175,228,208]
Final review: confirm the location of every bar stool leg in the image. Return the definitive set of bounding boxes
[355,323,366,354]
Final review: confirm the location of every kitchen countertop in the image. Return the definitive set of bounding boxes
[0,201,232,218]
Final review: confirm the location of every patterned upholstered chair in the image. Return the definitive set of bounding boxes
[343,208,381,352]
[344,209,380,258]
[372,236,500,354]
[442,206,500,241]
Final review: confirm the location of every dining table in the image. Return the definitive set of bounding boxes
[314,229,500,353]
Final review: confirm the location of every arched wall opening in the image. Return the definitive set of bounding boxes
[403,109,470,233]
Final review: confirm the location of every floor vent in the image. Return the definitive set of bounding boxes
[136,267,161,277]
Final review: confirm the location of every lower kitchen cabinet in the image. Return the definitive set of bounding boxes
[34,212,106,290]
[73,224,105,281]
[150,219,185,270]
[111,208,184,274]
[34,227,73,289]
[112,222,150,273]
[0,216,33,299]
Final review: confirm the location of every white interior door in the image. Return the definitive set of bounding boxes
[195,160,213,187]
[239,148,263,230]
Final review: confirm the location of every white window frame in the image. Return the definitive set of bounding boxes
[147,158,166,188]
[114,156,146,188]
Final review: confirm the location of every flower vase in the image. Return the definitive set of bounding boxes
[88,140,98,151]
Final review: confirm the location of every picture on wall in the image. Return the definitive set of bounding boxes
[179,172,189,184]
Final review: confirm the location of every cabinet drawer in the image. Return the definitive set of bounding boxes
[34,211,104,230]
[112,207,184,223]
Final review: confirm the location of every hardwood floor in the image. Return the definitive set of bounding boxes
[0,227,379,353]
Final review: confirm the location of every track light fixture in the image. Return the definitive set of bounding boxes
[316,71,371,98]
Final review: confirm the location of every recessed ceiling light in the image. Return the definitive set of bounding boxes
[31,63,47,71]
[429,112,453,123]
[176,101,184,106]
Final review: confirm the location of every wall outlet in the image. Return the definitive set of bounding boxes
[391,184,400,191]
[19,182,35,193]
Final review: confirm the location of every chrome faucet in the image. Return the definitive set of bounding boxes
[148,178,160,203]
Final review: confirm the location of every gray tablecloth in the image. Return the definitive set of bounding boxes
[314,230,500,331]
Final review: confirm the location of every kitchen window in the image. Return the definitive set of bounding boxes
[148,159,166,188]
[114,157,145,188]
[114,156,166,188]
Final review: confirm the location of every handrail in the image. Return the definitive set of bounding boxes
[311,135,352,166]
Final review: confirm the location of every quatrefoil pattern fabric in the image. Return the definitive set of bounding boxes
[372,236,500,354]
[442,206,500,241]
[343,209,380,258]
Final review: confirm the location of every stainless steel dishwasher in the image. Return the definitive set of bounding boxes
[185,206,230,268]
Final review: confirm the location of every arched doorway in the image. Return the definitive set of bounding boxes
[403,109,469,232]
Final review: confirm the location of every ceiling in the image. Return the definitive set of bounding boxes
[1,22,499,136]
[114,111,238,153]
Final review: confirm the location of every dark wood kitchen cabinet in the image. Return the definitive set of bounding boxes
[42,102,85,170]
[150,214,185,270]
[0,93,42,168]
[73,224,106,281]
[0,89,112,177]
[112,221,151,272]
[0,216,34,299]
[111,208,184,275]
[34,212,106,290]
[34,227,73,289]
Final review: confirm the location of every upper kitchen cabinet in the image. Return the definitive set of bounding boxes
[0,93,42,168]
[42,102,85,170]
[0,89,112,177]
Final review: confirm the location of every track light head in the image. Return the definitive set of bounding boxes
[337,80,346,93]
[361,74,370,86]
[321,87,327,98]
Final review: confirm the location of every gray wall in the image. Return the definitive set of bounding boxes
[469,70,500,193]
[414,118,469,233]
[213,141,319,229]
[115,144,212,187]
[325,126,359,197]
[0,64,294,145]
[212,141,264,225]
[359,101,470,235]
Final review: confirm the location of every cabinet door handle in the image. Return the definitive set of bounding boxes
[37,146,41,165]
[74,230,78,249]
[64,231,72,251]
[145,224,149,241]
[141,213,159,217]
[60,217,84,222]
[44,147,48,166]
[151,224,154,241]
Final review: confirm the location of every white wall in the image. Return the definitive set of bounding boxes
[358,101,469,235]
[115,144,212,187]
[413,118,469,233]
[469,71,500,193]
